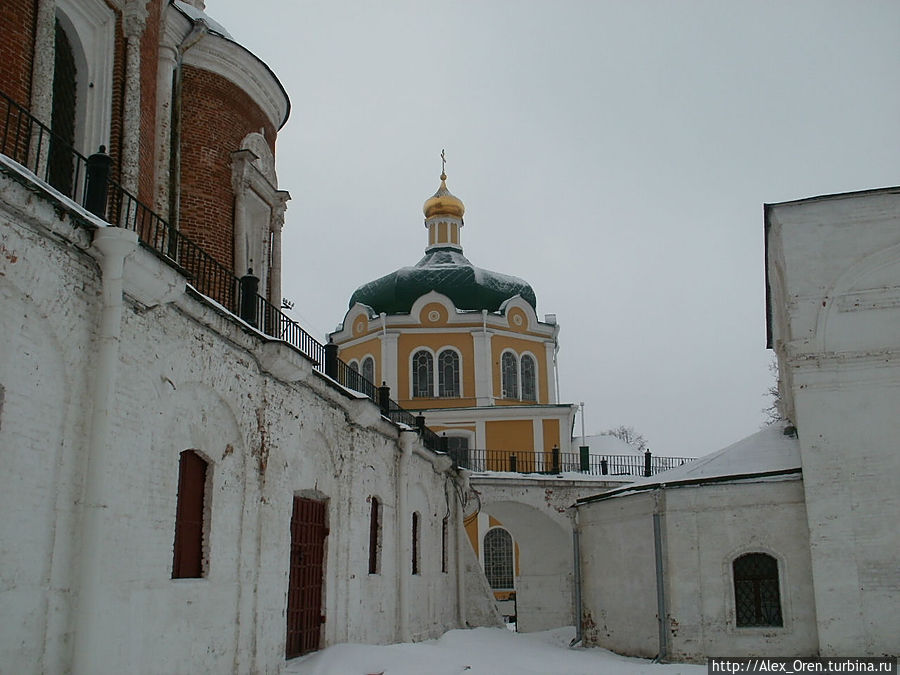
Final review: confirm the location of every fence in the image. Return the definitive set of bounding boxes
[0,89,446,453]
[453,448,693,477]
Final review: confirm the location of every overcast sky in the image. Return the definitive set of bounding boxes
[210,0,900,457]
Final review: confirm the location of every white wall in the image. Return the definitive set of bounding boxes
[0,169,473,674]
[577,492,659,658]
[767,189,900,656]
[577,480,819,661]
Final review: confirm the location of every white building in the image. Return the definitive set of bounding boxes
[574,186,900,660]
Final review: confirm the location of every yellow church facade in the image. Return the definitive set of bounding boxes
[329,170,577,471]
[330,166,577,617]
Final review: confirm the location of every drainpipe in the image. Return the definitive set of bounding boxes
[168,20,208,228]
[455,473,468,628]
[72,227,139,674]
[652,487,668,662]
[397,430,415,641]
[570,507,583,647]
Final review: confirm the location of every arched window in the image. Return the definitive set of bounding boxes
[348,360,359,373]
[172,450,209,579]
[733,553,783,627]
[438,349,460,398]
[368,497,381,574]
[483,528,514,590]
[520,354,537,401]
[412,351,434,398]
[362,356,375,384]
[501,352,518,399]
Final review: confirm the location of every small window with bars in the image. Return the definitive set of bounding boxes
[501,352,518,399]
[361,356,375,385]
[483,527,514,590]
[437,349,460,397]
[412,351,434,398]
[520,354,537,401]
[733,552,783,627]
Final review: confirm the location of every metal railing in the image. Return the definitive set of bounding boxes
[0,89,447,452]
[453,448,693,477]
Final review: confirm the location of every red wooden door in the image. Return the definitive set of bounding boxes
[286,497,327,659]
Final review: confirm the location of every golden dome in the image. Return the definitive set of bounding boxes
[423,172,465,219]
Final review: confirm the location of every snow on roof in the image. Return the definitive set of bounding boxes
[173,1,233,38]
[577,424,801,503]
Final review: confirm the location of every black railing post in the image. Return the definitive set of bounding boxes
[239,268,259,327]
[644,449,652,477]
[323,340,338,380]
[415,414,426,433]
[440,435,448,452]
[378,383,391,417]
[551,445,560,474]
[600,458,608,475]
[579,445,590,472]
[84,145,111,219]
[509,453,517,473]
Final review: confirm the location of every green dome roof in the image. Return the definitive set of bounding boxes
[349,248,537,315]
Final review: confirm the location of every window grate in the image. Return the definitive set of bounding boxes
[484,528,514,590]
[733,553,783,627]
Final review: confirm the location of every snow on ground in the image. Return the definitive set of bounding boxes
[284,627,705,675]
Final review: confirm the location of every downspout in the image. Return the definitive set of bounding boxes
[168,20,208,228]
[397,430,415,642]
[455,472,468,628]
[553,332,561,404]
[72,227,139,674]
[652,487,668,662]
[570,506,583,647]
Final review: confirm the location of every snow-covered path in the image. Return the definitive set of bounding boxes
[284,627,706,675]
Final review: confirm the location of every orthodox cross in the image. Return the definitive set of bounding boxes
[441,149,446,177]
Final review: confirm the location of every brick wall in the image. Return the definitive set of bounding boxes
[107,1,126,184]
[178,65,276,271]
[0,0,37,106]
[137,0,162,205]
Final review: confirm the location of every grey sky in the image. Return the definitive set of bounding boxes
[210,0,900,457]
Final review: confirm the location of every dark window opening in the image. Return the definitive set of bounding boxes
[411,512,420,575]
[446,436,469,468]
[368,497,381,574]
[733,552,783,627]
[49,18,77,196]
[172,450,208,579]
[441,516,449,573]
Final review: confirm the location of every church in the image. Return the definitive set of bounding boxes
[2,0,898,671]
[328,164,585,615]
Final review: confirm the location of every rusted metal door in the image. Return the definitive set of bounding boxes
[286,497,327,659]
